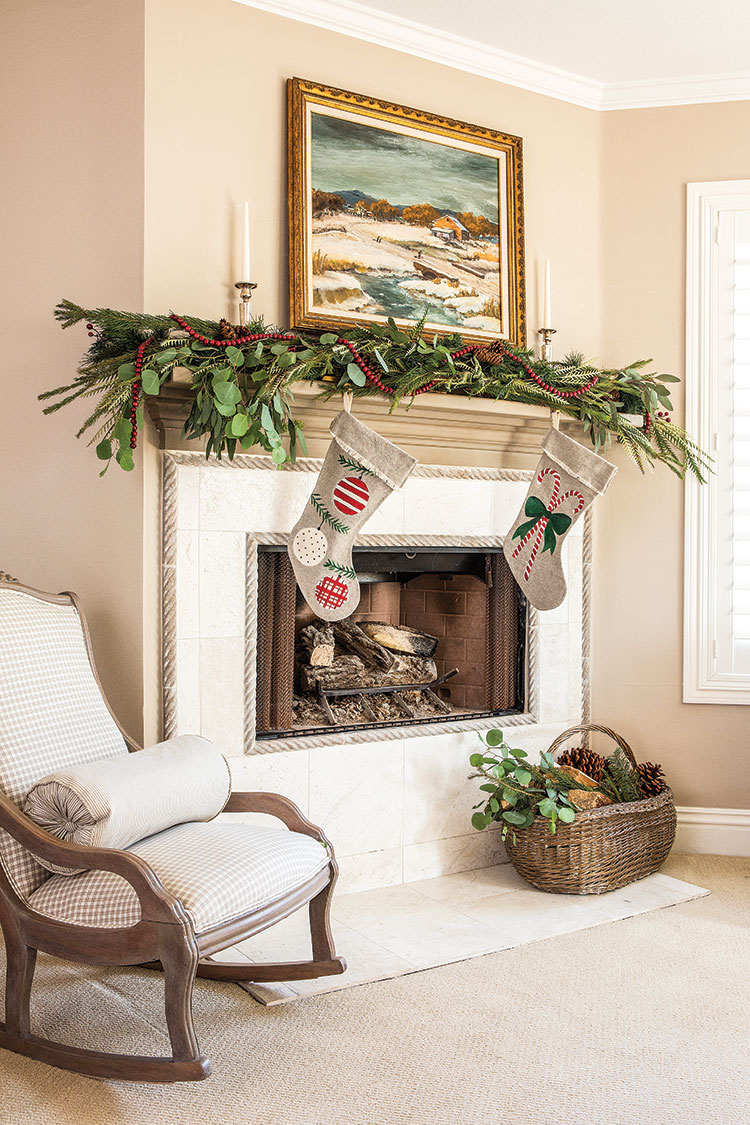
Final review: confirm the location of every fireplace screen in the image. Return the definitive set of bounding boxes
[255,546,526,739]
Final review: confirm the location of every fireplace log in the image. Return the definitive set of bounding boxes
[300,655,365,694]
[332,620,395,670]
[358,621,439,658]
[299,622,335,667]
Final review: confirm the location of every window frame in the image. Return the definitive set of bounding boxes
[684,179,750,704]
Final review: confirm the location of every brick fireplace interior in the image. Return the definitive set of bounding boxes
[255,546,526,739]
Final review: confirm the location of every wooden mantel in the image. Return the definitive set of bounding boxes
[147,379,577,470]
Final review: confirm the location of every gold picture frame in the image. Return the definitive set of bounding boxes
[287,77,526,346]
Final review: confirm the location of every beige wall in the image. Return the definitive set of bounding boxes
[0,0,146,741]
[595,102,750,809]
[143,0,602,357]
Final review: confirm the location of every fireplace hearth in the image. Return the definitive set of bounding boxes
[255,546,526,740]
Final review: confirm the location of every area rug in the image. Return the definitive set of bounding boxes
[221,862,709,1004]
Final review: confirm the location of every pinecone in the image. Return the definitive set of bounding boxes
[217,317,243,340]
[636,762,668,796]
[557,746,606,783]
[475,339,507,366]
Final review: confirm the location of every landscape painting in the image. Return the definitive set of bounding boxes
[288,79,526,346]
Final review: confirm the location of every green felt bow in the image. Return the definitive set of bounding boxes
[513,495,572,555]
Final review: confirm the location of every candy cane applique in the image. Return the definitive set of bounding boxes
[511,467,585,583]
[511,467,561,560]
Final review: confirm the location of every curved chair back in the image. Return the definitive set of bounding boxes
[0,582,128,898]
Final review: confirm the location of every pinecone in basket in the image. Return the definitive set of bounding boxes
[557,746,606,783]
[474,339,508,366]
[636,761,668,797]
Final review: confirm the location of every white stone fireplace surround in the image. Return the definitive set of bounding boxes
[163,450,590,893]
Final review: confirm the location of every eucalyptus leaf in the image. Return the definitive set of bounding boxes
[140,368,161,396]
[214,401,236,417]
[113,417,131,444]
[226,346,244,367]
[117,363,136,382]
[261,403,277,437]
[230,412,249,437]
[502,810,526,826]
[212,379,241,406]
[96,438,112,460]
[346,363,366,387]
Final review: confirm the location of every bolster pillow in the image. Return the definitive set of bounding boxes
[24,735,231,875]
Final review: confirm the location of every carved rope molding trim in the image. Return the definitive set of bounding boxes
[160,452,592,753]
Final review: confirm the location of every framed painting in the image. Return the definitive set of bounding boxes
[287,78,526,347]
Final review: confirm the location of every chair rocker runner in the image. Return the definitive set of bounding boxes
[0,579,345,1082]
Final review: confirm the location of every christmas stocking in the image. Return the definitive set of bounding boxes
[503,428,617,611]
[288,411,417,621]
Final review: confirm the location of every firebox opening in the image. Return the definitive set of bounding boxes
[255,546,526,740]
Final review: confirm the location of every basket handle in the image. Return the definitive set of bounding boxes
[546,724,638,768]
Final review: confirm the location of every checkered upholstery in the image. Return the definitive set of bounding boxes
[27,821,330,934]
[0,588,128,899]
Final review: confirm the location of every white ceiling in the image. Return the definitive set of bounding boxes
[237,0,750,109]
[345,0,750,85]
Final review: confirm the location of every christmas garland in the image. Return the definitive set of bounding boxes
[40,299,711,480]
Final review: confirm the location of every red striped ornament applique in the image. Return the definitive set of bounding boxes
[332,476,370,516]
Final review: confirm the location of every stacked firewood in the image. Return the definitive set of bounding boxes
[293,619,451,727]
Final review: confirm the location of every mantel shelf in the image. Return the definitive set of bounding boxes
[148,379,577,470]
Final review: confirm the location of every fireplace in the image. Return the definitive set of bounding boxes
[255,545,526,740]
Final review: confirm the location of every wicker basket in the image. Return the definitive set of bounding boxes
[504,724,676,895]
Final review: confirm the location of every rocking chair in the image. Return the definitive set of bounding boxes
[0,579,345,1082]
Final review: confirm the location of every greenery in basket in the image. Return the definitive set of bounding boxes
[469,729,657,839]
[469,729,588,837]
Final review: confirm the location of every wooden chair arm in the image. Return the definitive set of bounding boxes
[0,791,186,926]
[224,791,333,850]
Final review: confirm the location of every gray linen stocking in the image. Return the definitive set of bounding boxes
[504,428,617,610]
[288,411,417,621]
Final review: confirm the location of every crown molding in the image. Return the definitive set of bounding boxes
[232,0,750,112]
[232,0,604,109]
[601,71,750,110]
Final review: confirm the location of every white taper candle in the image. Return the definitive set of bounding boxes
[241,201,251,281]
[543,259,552,327]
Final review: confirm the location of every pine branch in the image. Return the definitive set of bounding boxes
[310,493,349,535]
[323,558,357,580]
[338,453,374,478]
[601,747,642,804]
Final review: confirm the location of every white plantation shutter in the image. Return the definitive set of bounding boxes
[732,222,750,672]
[685,182,750,702]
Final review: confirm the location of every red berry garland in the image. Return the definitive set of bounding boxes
[130,338,151,449]
[167,314,601,403]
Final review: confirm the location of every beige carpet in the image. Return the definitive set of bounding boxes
[0,854,747,1125]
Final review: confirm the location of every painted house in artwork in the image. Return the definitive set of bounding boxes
[431,215,469,241]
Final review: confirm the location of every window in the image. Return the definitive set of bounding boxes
[684,180,750,703]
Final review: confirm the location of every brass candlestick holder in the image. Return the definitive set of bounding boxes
[235,281,258,327]
[538,327,557,363]
[538,327,559,427]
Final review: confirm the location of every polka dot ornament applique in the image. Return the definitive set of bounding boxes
[292,527,328,567]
